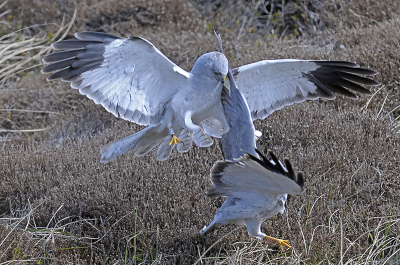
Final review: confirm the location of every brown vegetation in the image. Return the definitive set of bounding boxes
[1,0,399,264]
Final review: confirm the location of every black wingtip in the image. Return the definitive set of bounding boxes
[284,158,295,180]
[245,149,304,187]
[246,149,265,166]
[207,160,233,198]
[308,61,380,99]
[296,171,305,188]
[267,149,280,166]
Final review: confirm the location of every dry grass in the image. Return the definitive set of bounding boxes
[0,9,76,84]
[1,0,399,264]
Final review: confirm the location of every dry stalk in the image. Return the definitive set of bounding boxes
[0,9,77,85]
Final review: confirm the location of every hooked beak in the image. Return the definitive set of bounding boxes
[220,75,226,84]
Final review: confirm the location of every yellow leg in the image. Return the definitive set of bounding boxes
[169,134,182,146]
[264,235,291,250]
[168,127,182,146]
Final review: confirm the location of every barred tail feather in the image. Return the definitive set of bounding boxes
[100,125,167,163]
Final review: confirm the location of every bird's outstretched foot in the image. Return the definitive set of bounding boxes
[264,235,291,250]
[169,134,182,146]
[168,127,182,146]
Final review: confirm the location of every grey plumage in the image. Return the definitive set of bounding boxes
[200,149,304,244]
[207,149,304,198]
[42,31,230,162]
[42,31,379,162]
[220,69,258,160]
[229,59,379,121]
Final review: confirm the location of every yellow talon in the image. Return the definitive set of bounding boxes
[264,235,291,250]
[169,134,182,146]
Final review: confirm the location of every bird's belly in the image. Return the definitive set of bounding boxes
[191,95,223,123]
[192,105,218,124]
[172,83,225,129]
[174,98,221,124]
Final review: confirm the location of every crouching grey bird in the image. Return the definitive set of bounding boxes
[200,149,304,250]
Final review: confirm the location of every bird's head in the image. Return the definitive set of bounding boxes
[210,52,228,83]
[192,52,228,84]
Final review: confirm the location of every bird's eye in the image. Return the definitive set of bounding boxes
[214,71,219,75]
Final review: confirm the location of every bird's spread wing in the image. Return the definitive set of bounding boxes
[226,59,379,120]
[220,69,258,160]
[42,32,190,125]
[207,149,304,198]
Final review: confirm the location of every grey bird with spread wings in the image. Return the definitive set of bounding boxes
[42,31,378,162]
[42,32,230,162]
[200,149,304,249]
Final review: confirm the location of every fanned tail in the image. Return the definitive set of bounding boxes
[101,124,218,162]
[100,125,168,163]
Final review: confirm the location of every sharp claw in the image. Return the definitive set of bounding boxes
[279,239,291,250]
[169,134,182,146]
[264,235,291,250]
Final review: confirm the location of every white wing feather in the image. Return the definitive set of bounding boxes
[74,37,189,125]
[228,59,377,120]
[214,158,303,197]
[43,32,190,126]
